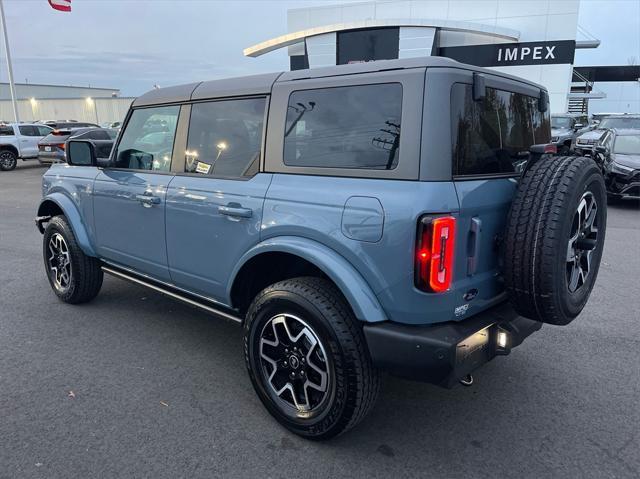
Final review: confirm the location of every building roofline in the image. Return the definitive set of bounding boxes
[0,82,120,91]
[244,18,520,58]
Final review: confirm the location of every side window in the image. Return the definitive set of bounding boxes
[114,106,179,171]
[185,98,266,178]
[283,83,402,170]
[37,126,52,136]
[19,125,39,136]
[0,125,15,136]
[451,84,545,176]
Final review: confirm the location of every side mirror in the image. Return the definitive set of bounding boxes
[538,90,549,112]
[574,123,584,130]
[472,73,486,101]
[595,145,607,154]
[66,140,96,166]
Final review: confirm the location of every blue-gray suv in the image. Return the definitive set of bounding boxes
[36,57,607,439]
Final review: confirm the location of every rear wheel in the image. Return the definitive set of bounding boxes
[0,150,17,171]
[244,277,380,440]
[504,156,607,325]
[43,216,103,304]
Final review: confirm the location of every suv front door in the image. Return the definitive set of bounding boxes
[165,98,271,303]
[18,125,47,158]
[92,105,181,281]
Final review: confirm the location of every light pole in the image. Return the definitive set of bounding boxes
[0,0,19,122]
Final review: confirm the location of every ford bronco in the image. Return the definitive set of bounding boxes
[36,57,606,439]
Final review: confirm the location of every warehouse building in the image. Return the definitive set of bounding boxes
[244,0,637,114]
[0,82,133,124]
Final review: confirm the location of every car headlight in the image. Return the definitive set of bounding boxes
[610,162,635,175]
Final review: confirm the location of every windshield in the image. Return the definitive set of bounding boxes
[614,135,640,155]
[552,117,574,129]
[599,117,640,129]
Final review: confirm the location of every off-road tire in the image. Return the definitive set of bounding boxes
[43,215,103,304]
[0,150,18,171]
[504,156,606,325]
[244,277,380,440]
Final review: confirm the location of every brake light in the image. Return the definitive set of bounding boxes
[544,144,557,154]
[415,216,456,293]
[58,143,65,150]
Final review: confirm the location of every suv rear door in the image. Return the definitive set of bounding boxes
[164,98,271,302]
[448,72,550,314]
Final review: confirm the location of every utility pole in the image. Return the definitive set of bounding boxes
[0,0,19,122]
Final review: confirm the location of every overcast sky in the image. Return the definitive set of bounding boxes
[1,0,639,96]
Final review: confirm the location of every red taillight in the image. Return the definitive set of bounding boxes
[543,144,557,154]
[415,215,456,293]
[58,143,65,150]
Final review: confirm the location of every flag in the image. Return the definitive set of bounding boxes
[48,0,71,12]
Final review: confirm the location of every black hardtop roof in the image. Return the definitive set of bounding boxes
[133,56,546,107]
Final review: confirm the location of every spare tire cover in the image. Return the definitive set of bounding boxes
[504,156,607,325]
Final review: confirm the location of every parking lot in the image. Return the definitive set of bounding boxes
[0,162,638,478]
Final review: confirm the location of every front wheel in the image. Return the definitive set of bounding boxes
[43,216,103,304]
[0,150,17,171]
[243,277,380,440]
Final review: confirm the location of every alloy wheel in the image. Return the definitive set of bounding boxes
[566,191,598,293]
[0,151,16,170]
[259,313,330,414]
[47,233,72,291]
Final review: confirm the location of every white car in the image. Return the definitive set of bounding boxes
[0,122,53,171]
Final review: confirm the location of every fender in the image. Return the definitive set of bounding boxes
[228,236,387,323]
[37,192,97,257]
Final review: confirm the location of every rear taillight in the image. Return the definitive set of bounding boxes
[543,144,557,154]
[58,143,65,150]
[415,215,456,293]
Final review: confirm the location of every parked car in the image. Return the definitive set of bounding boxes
[0,122,53,171]
[550,113,590,154]
[575,114,640,155]
[592,128,640,200]
[35,57,606,439]
[38,128,115,164]
[44,121,100,129]
[589,112,621,126]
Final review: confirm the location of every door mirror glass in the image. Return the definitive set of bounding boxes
[67,140,96,166]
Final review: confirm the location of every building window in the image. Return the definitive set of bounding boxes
[451,84,550,176]
[337,27,399,65]
[284,83,402,170]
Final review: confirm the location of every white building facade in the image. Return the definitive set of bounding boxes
[245,0,602,113]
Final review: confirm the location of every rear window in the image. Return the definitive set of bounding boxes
[451,84,550,176]
[283,83,402,170]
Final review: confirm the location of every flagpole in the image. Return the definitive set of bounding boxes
[0,0,19,122]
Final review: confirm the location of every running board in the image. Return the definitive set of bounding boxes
[101,266,243,324]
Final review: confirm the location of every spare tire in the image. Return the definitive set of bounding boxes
[504,156,606,325]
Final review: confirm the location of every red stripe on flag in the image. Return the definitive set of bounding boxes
[48,0,71,12]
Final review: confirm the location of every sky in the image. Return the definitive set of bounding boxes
[1,0,639,96]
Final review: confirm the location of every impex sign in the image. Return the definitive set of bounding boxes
[439,40,576,67]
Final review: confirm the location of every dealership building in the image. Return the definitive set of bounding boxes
[245,0,639,114]
[0,82,133,124]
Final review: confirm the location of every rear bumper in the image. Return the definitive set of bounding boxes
[363,302,542,388]
[38,151,65,164]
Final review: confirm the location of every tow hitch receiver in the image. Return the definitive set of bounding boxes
[363,302,542,388]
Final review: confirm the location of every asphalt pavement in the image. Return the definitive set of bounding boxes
[1,162,639,478]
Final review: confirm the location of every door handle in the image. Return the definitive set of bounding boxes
[135,194,161,206]
[218,204,252,218]
[467,217,482,276]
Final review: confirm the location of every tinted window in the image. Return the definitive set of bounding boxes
[185,98,265,178]
[0,125,14,136]
[451,84,550,176]
[19,125,40,136]
[76,129,111,140]
[114,105,179,171]
[37,126,53,136]
[283,83,402,170]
